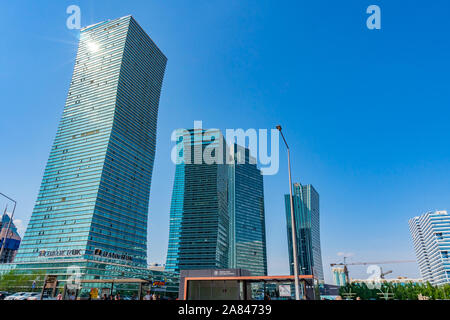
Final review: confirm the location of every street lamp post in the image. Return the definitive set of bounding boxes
[0,192,17,263]
[276,125,301,300]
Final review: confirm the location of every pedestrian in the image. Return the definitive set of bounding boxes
[56,293,63,300]
[115,293,121,300]
[102,294,108,300]
[143,291,152,300]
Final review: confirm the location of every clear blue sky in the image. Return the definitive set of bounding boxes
[1,0,449,283]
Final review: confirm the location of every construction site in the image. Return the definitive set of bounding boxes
[330,257,419,286]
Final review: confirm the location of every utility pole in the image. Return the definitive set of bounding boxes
[276,125,301,300]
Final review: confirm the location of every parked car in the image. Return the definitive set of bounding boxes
[0,292,10,300]
[25,293,41,300]
[4,292,28,300]
[15,292,35,300]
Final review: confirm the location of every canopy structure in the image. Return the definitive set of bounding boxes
[182,274,317,300]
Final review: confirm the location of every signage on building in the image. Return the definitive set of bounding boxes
[279,285,291,297]
[213,270,238,277]
[94,248,133,262]
[152,280,166,287]
[38,249,83,258]
[149,279,167,292]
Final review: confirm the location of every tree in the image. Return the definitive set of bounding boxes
[337,281,450,300]
[0,269,46,293]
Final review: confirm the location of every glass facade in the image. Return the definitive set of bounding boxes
[228,144,267,276]
[285,183,324,281]
[166,129,229,271]
[166,134,268,275]
[409,210,450,286]
[332,267,347,286]
[0,212,21,263]
[1,262,179,299]
[13,15,167,281]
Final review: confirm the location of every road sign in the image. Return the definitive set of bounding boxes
[279,285,291,297]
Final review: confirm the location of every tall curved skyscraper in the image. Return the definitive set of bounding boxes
[14,15,167,282]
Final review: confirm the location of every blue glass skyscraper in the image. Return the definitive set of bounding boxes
[14,16,167,280]
[166,129,229,271]
[166,134,267,275]
[0,212,21,264]
[285,183,324,281]
[228,145,267,276]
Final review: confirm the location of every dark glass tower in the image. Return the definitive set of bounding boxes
[285,183,324,281]
[166,129,229,271]
[0,212,21,264]
[228,145,267,276]
[14,16,167,278]
[166,136,268,275]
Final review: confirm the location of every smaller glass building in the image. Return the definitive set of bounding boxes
[0,212,21,263]
[284,183,324,282]
[228,144,267,276]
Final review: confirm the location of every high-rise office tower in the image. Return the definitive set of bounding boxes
[14,16,167,279]
[0,212,22,264]
[332,267,348,287]
[166,129,229,272]
[284,183,324,281]
[166,133,268,275]
[228,145,267,276]
[409,210,450,285]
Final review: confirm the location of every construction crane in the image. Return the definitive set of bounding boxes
[330,258,416,282]
[380,269,393,279]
